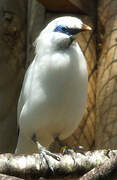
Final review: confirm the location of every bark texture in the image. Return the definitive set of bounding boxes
[0,150,116,179]
[96,0,117,149]
[0,0,27,153]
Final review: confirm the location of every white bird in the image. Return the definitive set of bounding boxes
[15,16,91,156]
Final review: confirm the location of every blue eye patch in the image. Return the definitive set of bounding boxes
[54,25,82,35]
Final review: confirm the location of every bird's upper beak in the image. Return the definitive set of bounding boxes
[70,23,92,41]
[81,24,92,31]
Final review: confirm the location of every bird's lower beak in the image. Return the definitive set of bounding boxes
[81,24,92,31]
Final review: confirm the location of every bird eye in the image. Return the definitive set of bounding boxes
[61,27,67,32]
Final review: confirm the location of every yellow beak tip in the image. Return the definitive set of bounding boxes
[82,24,92,31]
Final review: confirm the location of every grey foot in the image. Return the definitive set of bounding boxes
[62,146,85,165]
[63,145,85,155]
[32,134,61,171]
[39,146,61,171]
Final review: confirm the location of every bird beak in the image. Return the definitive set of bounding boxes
[81,24,92,31]
[70,23,92,41]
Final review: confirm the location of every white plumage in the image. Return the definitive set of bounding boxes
[15,16,91,154]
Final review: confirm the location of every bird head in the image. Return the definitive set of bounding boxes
[43,16,91,34]
[36,16,92,51]
[53,17,91,37]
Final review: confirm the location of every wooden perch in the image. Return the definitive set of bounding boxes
[0,150,117,179]
[80,152,117,180]
[0,173,23,180]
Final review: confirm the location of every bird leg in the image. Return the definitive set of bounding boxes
[55,136,84,157]
[55,136,73,153]
[32,134,61,171]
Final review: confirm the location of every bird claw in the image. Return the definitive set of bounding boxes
[62,147,75,155]
[61,146,85,164]
[32,134,61,171]
[39,147,61,171]
[42,148,61,161]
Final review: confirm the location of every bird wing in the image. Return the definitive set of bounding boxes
[17,60,35,123]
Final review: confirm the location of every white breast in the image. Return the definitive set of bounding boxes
[18,41,88,148]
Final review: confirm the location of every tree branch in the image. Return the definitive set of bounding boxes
[0,150,117,179]
[80,152,117,180]
[0,173,23,180]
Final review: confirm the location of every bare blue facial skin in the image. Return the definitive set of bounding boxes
[54,25,82,35]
